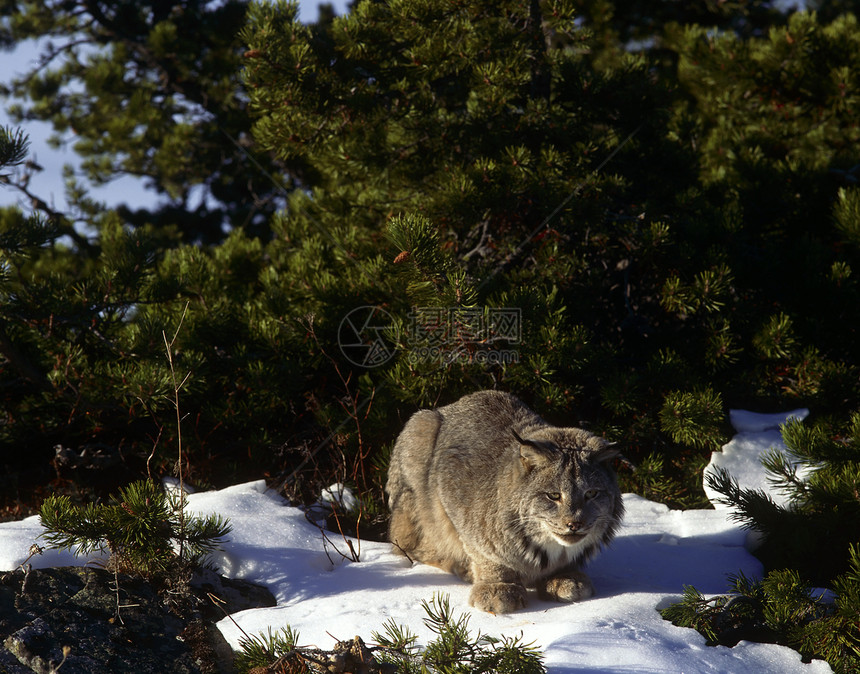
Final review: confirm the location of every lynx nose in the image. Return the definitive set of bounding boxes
[566,521,583,532]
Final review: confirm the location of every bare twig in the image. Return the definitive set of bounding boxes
[207,592,255,644]
[390,539,414,564]
[302,315,376,491]
[108,566,142,624]
[144,423,163,483]
[304,509,360,564]
[20,563,32,594]
[329,501,362,562]
[49,645,71,673]
[19,543,44,570]
[162,301,191,558]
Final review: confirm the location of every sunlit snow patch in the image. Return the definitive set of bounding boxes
[704,408,811,511]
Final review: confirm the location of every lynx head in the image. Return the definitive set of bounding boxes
[511,428,624,562]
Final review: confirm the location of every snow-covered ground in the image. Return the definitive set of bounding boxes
[0,410,833,673]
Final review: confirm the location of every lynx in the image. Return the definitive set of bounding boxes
[386,390,624,614]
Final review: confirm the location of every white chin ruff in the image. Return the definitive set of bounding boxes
[544,534,582,565]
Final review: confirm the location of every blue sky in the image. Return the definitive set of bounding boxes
[0,1,349,213]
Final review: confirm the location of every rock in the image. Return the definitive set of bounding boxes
[0,646,32,673]
[190,567,276,621]
[0,566,275,674]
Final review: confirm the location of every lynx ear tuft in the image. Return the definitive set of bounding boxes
[513,429,554,472]
[591,440,622,463]
[511,429,530,447]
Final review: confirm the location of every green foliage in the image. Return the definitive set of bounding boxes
[752,313,798,361]
[835,187,860,249]
[235,625,300,673]
[661,561,860,673]
[659,388,727,452]
[0,125,28,169]
[379,594,545,673]
[1,1,860,528]
[1,0,280,243]
[234,594,545,674]
[387,212,477,308]
[664,409,860,671]
[39,479,231,577]
[669,12,860,186]
[572,0,787,60]
[660,585,728,644]
[233,594,545,674]
[616,451,712,510]
[707,413,860,585]
[2,3,860,666]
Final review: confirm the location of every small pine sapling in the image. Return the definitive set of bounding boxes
[661,562,860,673]
[235,593,547,674]
[39,478,231,578]
[374,593,546,674]
[235,625,302,674]
[39,302,230,581]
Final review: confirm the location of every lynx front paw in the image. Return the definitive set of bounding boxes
[537,570,594,603]
[469,582,527,614]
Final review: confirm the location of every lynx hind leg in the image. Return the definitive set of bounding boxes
[386,409,443,557]
[389,499,470,579]
[388,491,422,556]
[537,567,595,603]
[386,409,442,498]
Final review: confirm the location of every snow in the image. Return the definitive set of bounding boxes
[704,409,811,510]
[0,411,833,673]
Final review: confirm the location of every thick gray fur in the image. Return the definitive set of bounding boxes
[386,390,624,614]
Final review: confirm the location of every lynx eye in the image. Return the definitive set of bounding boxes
[584,489,600,500]
[545,492,562,502]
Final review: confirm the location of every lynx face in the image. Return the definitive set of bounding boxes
[515,429,622,567]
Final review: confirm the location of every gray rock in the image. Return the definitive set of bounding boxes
[0,566,275,674]
[190,567,276,619]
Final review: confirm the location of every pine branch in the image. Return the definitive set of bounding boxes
[0,126,29,168]
[0,320,47,387]
[704,466,782,533]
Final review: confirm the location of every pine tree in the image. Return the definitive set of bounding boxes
[238,0,731,488]
[0,0,281,243]
[1,2,860,523]
[4,4,860,664]
[570,0,787,68]
[661,557,860,673]
[39,478,231,577]
[662,11,860,406]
